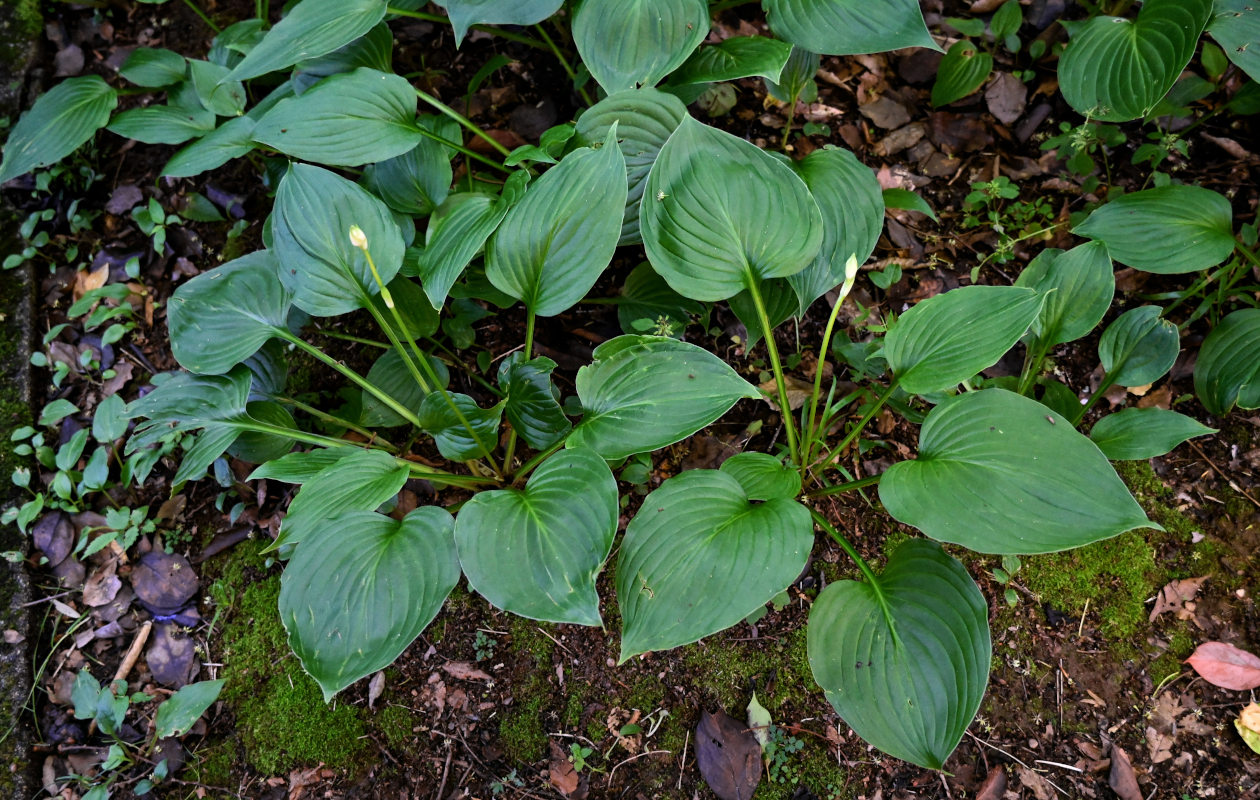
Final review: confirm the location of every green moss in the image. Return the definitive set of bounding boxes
[1115,461,1195,539]
[563,691,585,729]
[500,691,547,763]
[680,627,816,711]
[189,742,235,790]
[508,616,554,664]
[373,704,417,752]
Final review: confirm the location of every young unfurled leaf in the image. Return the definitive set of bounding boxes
[932,40,992,107]
[1089,408,1215,460]
[1194,309,1260,416]
[1098,306,1180,388]
[499,353,570,450]
[1015,241,1114,347]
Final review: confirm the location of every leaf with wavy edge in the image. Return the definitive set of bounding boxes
[1195,308,1260,416]
[574,0,709,93]
[1073,185,1235,274]
[763,0,937,56]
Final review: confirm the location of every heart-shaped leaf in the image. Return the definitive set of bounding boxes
[272,163,404,316]
[0,75,118,183]
[362,116,459,216]
[574,0,709,93]
[931,40,993,107]
[227,0,388,81]
[272,448,409,549]
[1210,0,1260,82]
[575,88,688,246]
[253,68,424,166]
[417,393,503,461]
[1195,308,1260,416]
[880,389,1156,554]
[436,0,564,45]
[1098,306,1180,388]
[641,115,823,302]
[1058,0,1213,121]
[1014,241,1114,347]
[1089,408,1216,460]
[808,539,990,770]
[568,336,759,460]
[281,506,459,701]
[718,452,801,500]
[499,353,570,450]
[168,251,291,374]
[616,469,812,661]
[456,448,616,625]
[1073,185,1235,274]
[670,37,794,84]
[763,0,937,55]
[487,128,627,316]
[884,286,1042,395]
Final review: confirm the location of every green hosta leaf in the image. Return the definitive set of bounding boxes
[671,37,793,85]
[616,469,812,660]
[486,129,627,316]
[417,393,502,461]
[808,539,989,770]
[188,60,246,117]
[436,0,564,45]
[763,0,937,56]
[787,146,884,315]
[1014,241,1114,347]
[254,69,423,166]
[371,276,439,339]
[417,170,529,309]
[153,680,225,738]
[120,48,187,87]
[1195,308,1260,416]
[880,389,1155,554]
[499,353,570,450]
[931,40,993,107]
[272,163,404,316]
[228,401,297,463]
[568,336,759,459]
[617,262,705,337]
[0,76,118,183]
[360,349,449,428]
[293,21,394,93]
[641,115,823,302]
[1099,306,1180,387]
[281,506,458,701]
[1210,0,1260,82]
[248,448,354,483]
[163,115,258,178]
[362,116,460,216]
[1090,408,1216,460]
[728,278,799,350]
[168,251,291,374]
[272,448,409,550]
[882,187,937,220]
[765,45,821,103]
[1073,186,1235,274]
[574,88,688,245]
[108,103,216,145]
[718,452,801,500]
[884,286,1042,395]
[574,0,709,93]
[1058,0,1213,121]
[227,0,388,81]
[456,448,615,625]
[126,366,252,452]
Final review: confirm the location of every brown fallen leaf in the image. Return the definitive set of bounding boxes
[1108,744,1142,800]
[441,661,492,682]
[367,670,385,710]
[547,740,582,797]
[1016,766,1054,800]
[758,375,814,411]
[1149,576,1207,622]
[975,765,1006,800]
[695,710,761,800]
[1186,642,1260,690]
[1146,725,1174,764]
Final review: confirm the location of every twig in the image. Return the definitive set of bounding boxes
[608,749,670,785]
[1034,759,1083,773]
[964,732,1071,796]
[677,731,688,791]
[89,620,152,735]
[1188,439,1260,510]
[433,743,452,800]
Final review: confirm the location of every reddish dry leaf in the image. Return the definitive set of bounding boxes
[695,711,761,800]
[975,765,1007,800]
[1186,642,1260,690]
[1108,744,1142,800]
[1149,576,1207,622]
[441,661,492,682]
[547,740,582,797]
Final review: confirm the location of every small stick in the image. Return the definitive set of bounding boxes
[432,743,452,800]
[607,749,670,785]
[1188,439,1260,510]
[677,731,689,791]
[89,621,152,735]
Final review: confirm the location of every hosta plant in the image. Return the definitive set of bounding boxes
[2,0,1256,774]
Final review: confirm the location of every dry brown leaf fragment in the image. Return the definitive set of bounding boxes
[441,661,492,682]
[974,765,1006,800]
[758,376,814,412]
[1108,744,1142,800]
[1016,766,1054,800]
[547,740,582,796]
[1186,641,1260,690]
[695,710,761,800]
[1145,726,1174,763]
[1149,576,1208,622]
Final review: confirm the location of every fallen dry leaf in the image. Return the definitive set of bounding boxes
[548,740,581,796]
[1186,641,1260,690]
[1149,576,1207,622]
[975,765,1006,800]
[1145,725,1173,764]
[441,661,492,682]
[695,710,761,800]
[367,670,385,710]
[1016,766,1054,800]
[1108,744,1142,800]
[758,375,814,411]
[3,630,24,645]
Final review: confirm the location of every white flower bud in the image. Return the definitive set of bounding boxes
[348,225,368,250]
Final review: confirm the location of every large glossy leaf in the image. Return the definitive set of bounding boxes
[272,163,404,316]
[281,506,458,701]
[1058,0,1213,121]
[1210,0,1260,82]
[641,115,823,302]
[884,286,1042,395]
[253,69,423,166]
[163,115,258,178]
[880,389,1155,554]
[417,170,529,309]
[226,0,388,81]
[292,21,394,93]
[486,129,627,316]
[931,40,992,107]
[456,448,615,625]
[808,539,989,770]
[763,0,937,56]
[1090,408,1216,460]
[272,448,409,549]
[574,0,708,93]
[499,353,570,450]
[125,366,252,452]
[362,116,459,216]
[567,336,759,459]
[670,37,793,84]
[360,349,449,428]
[1014,242,1114,347]
[168,251,291,374]
[617,262,705,337]
[0,76,118,183]
[1195,308,1260,416]
[417,393,503,460]
[436,0,564,45]
[1073,185,1235,274]
[718,452,801,500]
[787,146,884,315]
[1098,305,1180,387]
[574,88,688,245]
[617,469,812,660]
[108,103,216,145]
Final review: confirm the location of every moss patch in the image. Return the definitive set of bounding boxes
[680,626,815,711]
